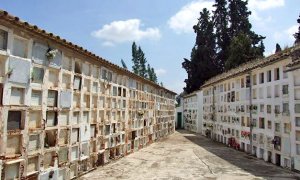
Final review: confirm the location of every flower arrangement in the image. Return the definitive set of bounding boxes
[241,131,250,138]
[46,48,58,60]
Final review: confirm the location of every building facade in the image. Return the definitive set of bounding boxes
[0,11,176,179]
[202,44,300,171]
[183,91,203,133]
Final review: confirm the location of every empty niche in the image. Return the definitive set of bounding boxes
[74,61,81,74]
[5,161,20,179]
[31,90,42,106]
[71,128,79,144]
[73,75,82,91]
[31,67,44,84]
[71,146,79,161]
[105,125,110,136]
[10,87,25,105]
[27,156,39,174]
[43,151,56,169]
[6,135,22,155]
[28,134,40,151]
[44,130,57,148]
[46,111,58,127]
[28,111,42,129]
[47,90,58,107]
[62,73,71,89]
[58,147,68,164]
[7,110,24,131]
[58,129,69,145]
[72,112,80,125]
[48,70,59,87]
[59,111,69,126]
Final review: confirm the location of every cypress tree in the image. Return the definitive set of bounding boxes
[295,14,300,45]
[151,67,157,83]
[138,46,147,78]
[121,59,127,69]
[183,8,219,93]
[225,0,265,70]
[213,0,230,72]
[275,43,282,53]
[131,42,139,75]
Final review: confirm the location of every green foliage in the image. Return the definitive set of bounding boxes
[213,0,230,71]
[275,43,282,53]
[132,42,139,74]
[121,59,127,69]
[183,0,266,93]
[295,14,300,44]
[226,0,265,70]
[131,42,158,83]
[183,8,219,93]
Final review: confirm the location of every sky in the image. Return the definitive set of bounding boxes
[1,0,299,94]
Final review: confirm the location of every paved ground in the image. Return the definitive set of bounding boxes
[80,130,300,180]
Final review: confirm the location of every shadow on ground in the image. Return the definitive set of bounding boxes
[177,129,300,179]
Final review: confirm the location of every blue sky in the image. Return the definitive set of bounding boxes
[1,0,299,93]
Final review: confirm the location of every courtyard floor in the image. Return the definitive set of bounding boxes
[80,130,300,180]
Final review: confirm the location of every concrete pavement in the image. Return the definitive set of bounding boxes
[80,130,299,180]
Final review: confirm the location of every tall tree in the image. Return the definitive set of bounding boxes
[295,14,300,45]
[151,67,157,83]
[121,59,127,69]
[275,43,282,53]
[225,33,251,69]
[183,8,219,93]
[213,0,230,71]
[147,64,152,80]
[131,42,139,74]
[137,47,147,78]
[225,0,265,70]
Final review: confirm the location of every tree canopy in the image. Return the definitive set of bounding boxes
[131,42,159,84]
[182,0,265,93]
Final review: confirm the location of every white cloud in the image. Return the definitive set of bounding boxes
[248,0,285,11]
[92,19,161,46]
[275,25,298,41]
[168,0,214,34]
[155,68,167,76]
[285,25,298,40]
